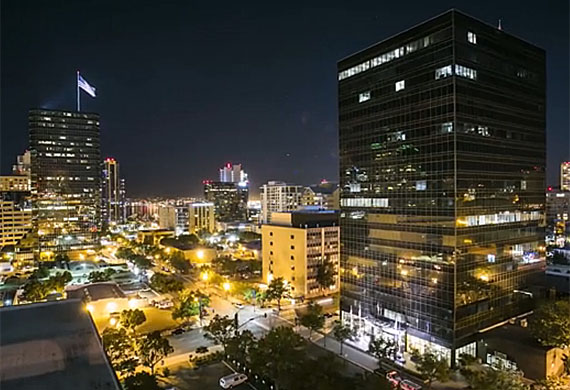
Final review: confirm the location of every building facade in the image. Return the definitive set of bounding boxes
[262,211,340,299]
[301,182,340,210]
[259,181,304,224]
[338,10,546,363]
[188,202,215,234]
[29,109,101,254]
[204,181,248,222]
[0,176,32,249]
[561,162,570,191]
[219,163,248,184]
[546,189,569,246]
[102,158,125,227]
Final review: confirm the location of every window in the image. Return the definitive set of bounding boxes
[290,245,295,250]
[435,65,452,80]
[291,276,295,281]
[467,31,477,44]
[358,91,371,103]
[291,266,295,271]
[290,235,295,239]
[269,232,273,236]
[416,180,427,191]
[270,251,273,255]
[455,65,477,80]
[270,241,273,246]
[290,255,294,260]
[441,122,453,133]
[395,80,405,91]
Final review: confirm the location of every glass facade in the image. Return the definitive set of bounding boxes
[338,10,545,359]
[30,109,101,254]
[203,181,248,222]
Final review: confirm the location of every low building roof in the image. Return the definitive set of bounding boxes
[0,299,121,390]
[66,282,126,302]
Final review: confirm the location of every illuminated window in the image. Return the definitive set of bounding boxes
[467,31,477,44]
[416,180,427,191]
[435,65,453,79]
[441,122,453,133]
[455,65,477,80]
[395,80,405,91]
[358,91,371,103]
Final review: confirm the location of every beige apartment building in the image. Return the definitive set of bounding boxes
[188,202,215,234]
[262,211,339,299]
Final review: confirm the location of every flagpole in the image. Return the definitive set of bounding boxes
[76,70,80,112]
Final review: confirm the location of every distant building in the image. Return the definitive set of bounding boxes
[1,168,32,250]
[247,200,262,224]
[188,202,215,234]
[0,299,121,390]
[561,162,570,191]
[29,109,101,254]
[204,181,248,222]
[301,182,340,210]
[158,204,177,230]
[219,162,248,184]
[546,188,569,245]
[102,157,126,227]
[12,150,31,176]
[262,211,340,299]
[136,229,175,246]
[126,199,160,221]
[259,181,304,224]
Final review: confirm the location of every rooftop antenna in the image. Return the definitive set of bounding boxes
[498,18,503,30]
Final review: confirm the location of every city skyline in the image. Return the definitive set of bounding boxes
[1,1,568,197]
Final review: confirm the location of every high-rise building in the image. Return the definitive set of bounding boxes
[29,109,101,254]
[301,182,340,210]
[12,150,31,177]
[188,202,215,234]
[338,10,545,363]
[158,205,177,230]
[204,181,248,222]
[561,162,570,191]
[0,175,32,249]
[219,163,248,184]
[259,181,304,224]
[102,158,126,226]
[262,211,340,299]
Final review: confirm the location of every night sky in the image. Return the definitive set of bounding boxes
[2,0,568,197]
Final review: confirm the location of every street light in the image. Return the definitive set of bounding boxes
[223,282,231,292]
[201,271,209,282]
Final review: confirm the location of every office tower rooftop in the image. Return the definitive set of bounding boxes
[338,9,545,363]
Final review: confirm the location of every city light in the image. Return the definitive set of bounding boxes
[201,271,209,281]
[106,301,117,312]
[196,250,204,259]
[223,282,231,291]
[86,304,94,313]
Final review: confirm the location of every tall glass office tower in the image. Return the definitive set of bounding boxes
[30,109,101,255]
[338,10,545,363]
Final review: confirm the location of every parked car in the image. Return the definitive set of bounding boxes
[400,379,422,390]
[219,373,248,389]
[172,327,186,336]
[233,302,244,309]
[386,371,402,388]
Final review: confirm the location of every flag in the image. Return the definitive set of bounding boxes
[78,74,96,97]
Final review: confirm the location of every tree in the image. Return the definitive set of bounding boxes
[316,259,336,291]
[120,309,147,334]
[410,349,450,389]
[299,301,325,339]
[22,279,51,302]
[116,247,136,261]
[459,359,528,390]
[123,372,161,390]
[332,321,355,355]
[137,331,174,375]
[368,336,397,362]
[150,273,183,294]
[226,330,256,364]
[168,251,190,273]
[48,271,72,292]
[101,327,137,376]
[204,314,236,354]
[131,254,152,270]
[250,326,305,390]
[29,266,50,280]
[54,253,70,262]
[171,290,210,323]
[535,375,570,390]
[88,268,117,283]
[529,300,570,347]
[550,251,569,265]
[265,277,289,312]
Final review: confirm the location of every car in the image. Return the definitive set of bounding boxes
[219,373,248,389]
[400,379,422,390]
[386,371,402,388]
[233,302,244,309]
[195,346,209,354]
[172,327,186,336]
